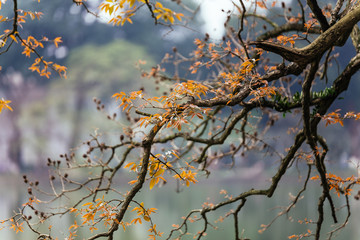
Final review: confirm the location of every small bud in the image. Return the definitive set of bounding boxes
[205,33,210,41]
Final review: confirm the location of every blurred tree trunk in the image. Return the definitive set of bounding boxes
[1,73,26,171]
[69,81,96,149]
[69,83,86,149]
[8,108,24,171]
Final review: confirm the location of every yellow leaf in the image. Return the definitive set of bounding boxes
[126,17,133,24]
[124,162,136,169]
[128,0,135,7]
[155,2,163,8]
[149,178,156,190]
[53,37,62,48]
[175,13,184,21]
[128,179,137,185]
[9,34,18,43]
[171,151,179,159]
[109,5,114,15]
[82,202,94,207]
[69,220,79,230]
[0,98,13,113]
[310,175,319,180]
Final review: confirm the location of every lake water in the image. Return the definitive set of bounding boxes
[1,168,359,240]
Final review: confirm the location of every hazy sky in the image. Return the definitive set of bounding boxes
[194,0,234,39]
[194,0,293,39]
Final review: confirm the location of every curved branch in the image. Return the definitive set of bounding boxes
[88,124,162,240]
[250,5,360,65]
[256,23,321,42]
[330,0,345,25]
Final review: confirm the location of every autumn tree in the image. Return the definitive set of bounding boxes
[2,0,360,239]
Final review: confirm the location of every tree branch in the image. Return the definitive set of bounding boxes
[307,0,330,31]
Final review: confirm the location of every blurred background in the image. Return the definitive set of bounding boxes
[1,0,360,239]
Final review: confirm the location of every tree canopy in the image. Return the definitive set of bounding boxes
[1,0,360,240]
